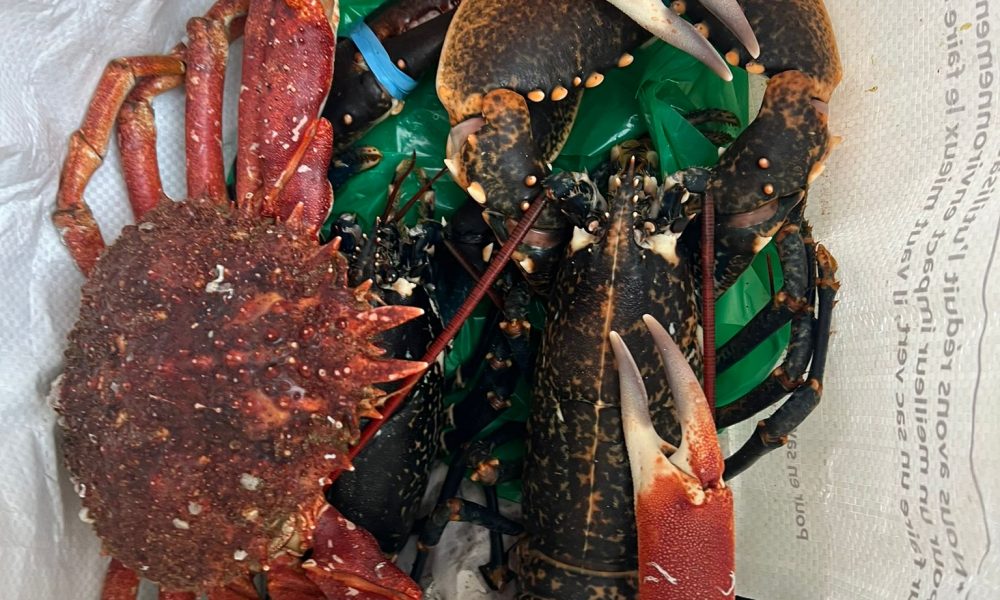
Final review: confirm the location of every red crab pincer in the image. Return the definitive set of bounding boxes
[51,0,425,598]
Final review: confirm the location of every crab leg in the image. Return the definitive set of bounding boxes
[116,73,185,218]
[53,0,254,275]
[186,16,231,203]
[610,315,734,599]
[52,53,186,275]
[603,0,758,80]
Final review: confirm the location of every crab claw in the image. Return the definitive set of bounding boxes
[300,505,423,599]
[609,315,734,599]
[604,0,759,81]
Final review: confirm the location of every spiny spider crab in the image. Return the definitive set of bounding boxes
[52,0,425,597]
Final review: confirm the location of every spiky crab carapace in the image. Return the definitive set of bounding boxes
[51,0,425,597]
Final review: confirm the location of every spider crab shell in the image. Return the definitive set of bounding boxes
[53,197,426,591]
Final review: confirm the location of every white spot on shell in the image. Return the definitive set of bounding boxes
[79,508,94,523]
[648,562,678,585]
[291,115,309,142]
[331,554,345,564]
[234,549,248,561]
[240,473,262,491]
[391,277,417,298]
[188,501,203,515]
[205,264,234,299]
[172,518,190,530]
[297,165,312,173]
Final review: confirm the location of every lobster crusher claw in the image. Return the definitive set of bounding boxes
[604,0,760,81]
[609,315,735,599]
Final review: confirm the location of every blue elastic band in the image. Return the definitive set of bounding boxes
[348,21,418,100]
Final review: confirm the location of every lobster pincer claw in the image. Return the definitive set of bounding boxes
[609,315,735,599]
[604,0,759,81]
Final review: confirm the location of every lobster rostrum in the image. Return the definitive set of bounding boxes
[435,0,759,291]
[51,0,427,597]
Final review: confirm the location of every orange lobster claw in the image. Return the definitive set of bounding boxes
[609,315,735,599]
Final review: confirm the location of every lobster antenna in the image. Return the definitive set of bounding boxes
[381,151,418,222]
[392,167,447,224]
[701,192,717,416]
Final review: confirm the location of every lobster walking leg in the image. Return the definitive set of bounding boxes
[724,245,838,478]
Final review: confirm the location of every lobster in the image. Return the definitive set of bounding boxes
[435,0,758,292]
[431,0,843,597]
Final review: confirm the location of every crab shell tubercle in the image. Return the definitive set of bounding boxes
[609,315,734,599]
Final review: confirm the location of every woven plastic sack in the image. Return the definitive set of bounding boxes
[1,1,998,599]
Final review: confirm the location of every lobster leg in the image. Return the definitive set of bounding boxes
[610,315,734,600]
[410,423,526,583]
[724,244,838,478]
[716,231,817,428]
[479,485,517,591]
[716,208,812,372]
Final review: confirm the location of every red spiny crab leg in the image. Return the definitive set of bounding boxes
[604,0,758,80]
[52,51,185,274]
[52,0,250,275]
[610,315,735,599]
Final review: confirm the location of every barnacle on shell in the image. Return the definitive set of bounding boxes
[56,198,425,591]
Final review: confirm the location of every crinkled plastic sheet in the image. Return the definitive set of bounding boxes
[2,1,1000,599]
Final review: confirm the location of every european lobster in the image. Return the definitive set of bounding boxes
[431,0,842,597]
[51,0,430,597]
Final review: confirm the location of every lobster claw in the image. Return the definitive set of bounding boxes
[604,0,759,81]
[609,315,735,599]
